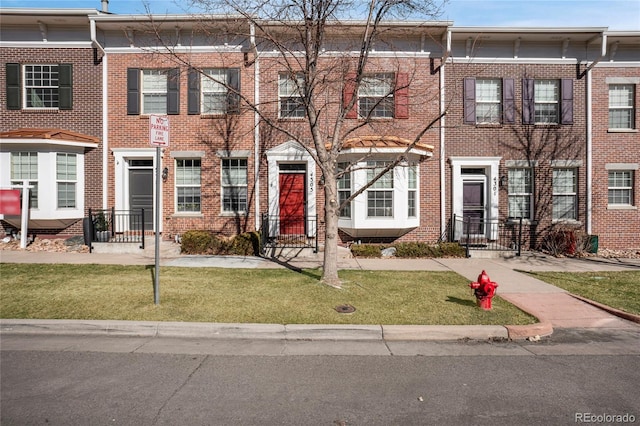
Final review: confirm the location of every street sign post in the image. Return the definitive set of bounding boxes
[149,115,169,305]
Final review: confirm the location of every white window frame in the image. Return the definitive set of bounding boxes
[366,161,394,217]
[608,170,634,206]
[56,153,77,209]
[278,72,305,119]
[552,167,577,221]
[202,68,229,115]
[141,69,168,115]
[476,78,502,124]
[609,84,635,130]
[359,73,394,119]
[337,162,352,219]
[221,158,248,214]
[534,79,559,124]
[23,64,59,110]
[407,164,417,217]
[10,151,39,209]
[175,158,201,213]
[508,167,533,220]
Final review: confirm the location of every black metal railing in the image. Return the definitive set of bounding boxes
[451,214,523,257]
[87,208,145,252]
[260,213,318,255]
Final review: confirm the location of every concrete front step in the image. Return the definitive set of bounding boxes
[91,237,181,257]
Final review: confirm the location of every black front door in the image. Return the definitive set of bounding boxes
[129,166,153,231]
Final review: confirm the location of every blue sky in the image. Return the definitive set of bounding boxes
[1,0,639,30]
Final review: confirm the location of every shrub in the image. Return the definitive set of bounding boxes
[394,242,433,258]
[438,242,467,258]
[543,227,592,257]
[181,230,213,254]
[230,232,261,256]
[350,244,382,258]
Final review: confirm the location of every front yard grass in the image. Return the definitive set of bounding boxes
[523,271,640,315]
[0,264,536,325]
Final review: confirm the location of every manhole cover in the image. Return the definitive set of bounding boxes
[335,304,356,314]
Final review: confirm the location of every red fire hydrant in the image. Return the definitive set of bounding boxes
[469,270,498,310]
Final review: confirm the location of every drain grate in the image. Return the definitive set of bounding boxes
[335,304,356,314]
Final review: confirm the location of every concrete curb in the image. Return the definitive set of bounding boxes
[0,319,510,342]
[504,322,554,340]
[568,294,640,325]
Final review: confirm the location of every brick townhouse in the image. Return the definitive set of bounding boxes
[1,7,638,252]
[0,8,104,238]
[590,32,640,250]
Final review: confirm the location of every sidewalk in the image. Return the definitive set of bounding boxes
[1,248,639,341]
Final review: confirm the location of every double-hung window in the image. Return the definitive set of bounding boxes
[142,70,168,114]
[127,68,179,115]
[221,158,247,213]
[56,153,76,209]
[609,84,635,129]
[367,161,393,217]
[337,162,352,219]
[407,165,417,217]
[522,78,573,125]
[508,168,533,219]
[359,73,394,118]
[278,73,305,118]
[175,159,201,213]
[608,170,634,206]
[552,168,577,220]
[10,152,38,208]
[5,63,72,110]
[476,79,502,124]
[188,68,240,115]
[534,79,559,124]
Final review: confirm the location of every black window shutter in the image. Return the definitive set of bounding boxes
[522,78,535,124]
[502,78,515,124]
[127,68,140,115]
[463,77,476,124]
[561,78,573,125]
[6,63,21,110]
[58,64,73,110]
[187,68,200,115]
[167,68,180,115]
[227,68,240,114]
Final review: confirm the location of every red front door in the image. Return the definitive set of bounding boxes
[279,173,306,234]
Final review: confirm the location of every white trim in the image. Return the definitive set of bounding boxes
[449,57,581,65]
[605,163,639,170]
[103,46,243,54]
[264,141,317,238]
[102,54,108,210]
[586,68,593,234]
[0,138,97,148]
[551,160,583,167]
[112,148,162,232]
[606,77,640,84]
[449,157,501,240]
[0,42,93,49]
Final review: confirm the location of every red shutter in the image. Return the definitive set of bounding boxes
[395,72,409,119]
[343,72,357,119]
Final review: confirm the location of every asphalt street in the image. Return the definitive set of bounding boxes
[2,329,639,425]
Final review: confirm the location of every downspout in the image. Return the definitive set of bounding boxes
[251,22,261,230]
[440,29,451,238]
[91,18,108,210]
[585,33,607,235]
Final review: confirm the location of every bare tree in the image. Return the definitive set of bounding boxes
[145,0,447,287]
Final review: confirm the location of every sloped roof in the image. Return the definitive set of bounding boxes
[328,135,434,155]
[0,128,99,147]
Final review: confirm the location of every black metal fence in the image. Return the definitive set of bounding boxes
[86,208,145,252]
[451,214,523,257]
[260,213,318,255]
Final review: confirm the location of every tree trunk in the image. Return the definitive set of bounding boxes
[321,176,341,288]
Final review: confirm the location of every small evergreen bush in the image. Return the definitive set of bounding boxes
[350,244,382,258]
[180,230,213,254]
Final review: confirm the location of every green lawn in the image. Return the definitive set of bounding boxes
[0,264,536,325]
[524,271,640,315]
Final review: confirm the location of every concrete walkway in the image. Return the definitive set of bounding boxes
[1,248,639,341]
